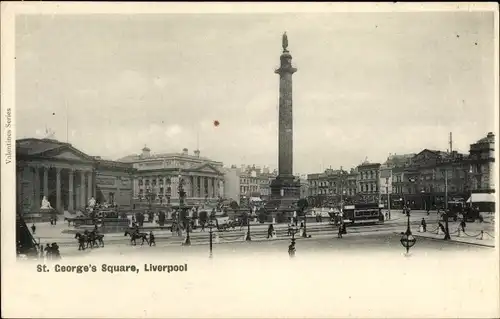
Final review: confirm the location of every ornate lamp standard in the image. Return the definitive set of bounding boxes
[245,207,251,241]
[208,217,215,258]
[442,169,451,240]
[288,223,299,257]
[400,206,416,255]
[178,173,190,246]
[297,198,309,238]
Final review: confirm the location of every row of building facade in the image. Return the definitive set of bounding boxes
[15,132,495,214]
[16,138,302,214]
[306,132,496,209]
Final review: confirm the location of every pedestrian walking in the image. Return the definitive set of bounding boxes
[267,224,274,239]
[337,224,343,238]
[438,222,445,234]
[31,223,36,234]
[149,231,156,246]
[460,219,466,232]
[420,218,427,232]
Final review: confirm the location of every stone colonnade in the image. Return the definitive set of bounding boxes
[18,164,95,212]
[134,174,224,200]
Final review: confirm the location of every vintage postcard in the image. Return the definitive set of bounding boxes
[1,2,499,318]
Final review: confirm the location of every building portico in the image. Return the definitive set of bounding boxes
[16,138,134,215]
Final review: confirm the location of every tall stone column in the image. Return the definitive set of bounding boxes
[80,170,86,209]
[270,32,301,208]
[68,169,74,211]
[195,176,200,198]
[34,167,40,209]
[87,171,93,201]
[201,176,206,198]
[56,167,62,212]
[275,33,297,180]
[207,177,212,199]
[92,172,97,198]
[43,166,49,198]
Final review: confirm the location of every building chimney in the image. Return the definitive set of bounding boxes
[194,149,200,157]
[182,148,188,156]
[141,145,151,158]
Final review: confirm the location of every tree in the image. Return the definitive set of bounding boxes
[229,201,239,211]
[297,198,308,213]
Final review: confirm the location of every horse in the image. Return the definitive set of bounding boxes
[124,230,149,246]
[89,231,105,248]
[74,232,88,251]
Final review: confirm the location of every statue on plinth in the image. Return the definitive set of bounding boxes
[88,197,96,208]
[40,196,53,210]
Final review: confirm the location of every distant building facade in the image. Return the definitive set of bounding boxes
[356,162,381,203]
[222,166,241,204]
[118,147,224,207]
[237,165,277,202]
[307,168,357,207]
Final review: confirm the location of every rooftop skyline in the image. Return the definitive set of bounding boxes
[15,12,496,175]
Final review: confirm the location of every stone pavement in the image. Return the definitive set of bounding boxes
[410,220,496,247]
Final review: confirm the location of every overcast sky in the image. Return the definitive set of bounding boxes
[15,12,495,174]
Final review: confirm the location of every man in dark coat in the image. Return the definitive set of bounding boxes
[421,218,427,232]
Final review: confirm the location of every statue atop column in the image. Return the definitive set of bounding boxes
[282,32,288,51]
[40,196,53,210]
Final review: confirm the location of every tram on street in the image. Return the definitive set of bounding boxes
[342,203,384,225]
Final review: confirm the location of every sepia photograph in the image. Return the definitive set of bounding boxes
[1,2,499,318]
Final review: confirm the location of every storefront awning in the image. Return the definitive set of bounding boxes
[467,193,495,203]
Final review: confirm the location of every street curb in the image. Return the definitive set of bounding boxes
[409,233,495,248]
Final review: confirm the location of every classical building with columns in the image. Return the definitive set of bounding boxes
[118,146,225,207]
[16,138,135,215]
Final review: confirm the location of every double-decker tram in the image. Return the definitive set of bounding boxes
[342,203,384,225]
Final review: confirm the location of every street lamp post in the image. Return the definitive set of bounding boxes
[443,169,451,240]
[288,224,298,257]
[302,209,308,238]
[386,178,391,220]
[468,165,474,211]
[208,219,214,258]
[400,206,416,254]
[178,173,190,245]
[245,208,251,241]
